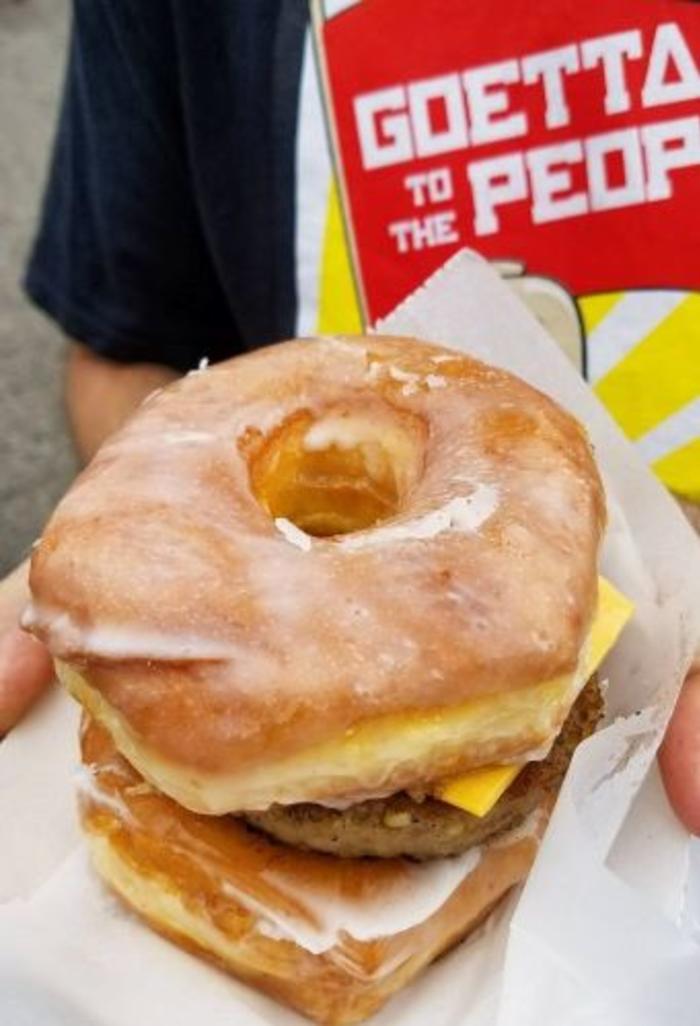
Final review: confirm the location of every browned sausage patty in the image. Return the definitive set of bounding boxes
[244,676,602,860]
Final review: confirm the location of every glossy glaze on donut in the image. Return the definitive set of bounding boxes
[27,336,605,809]
[79,718,544,1026]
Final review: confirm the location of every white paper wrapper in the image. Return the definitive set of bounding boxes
[2,249,700,1026]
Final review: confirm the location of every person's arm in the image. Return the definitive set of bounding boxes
[66,342,178,463]
[2,1,239,734]
[0,346,179,733]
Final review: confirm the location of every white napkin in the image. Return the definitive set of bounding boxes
[2,249,699,1025]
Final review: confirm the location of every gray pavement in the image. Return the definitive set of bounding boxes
[0,0,76,574]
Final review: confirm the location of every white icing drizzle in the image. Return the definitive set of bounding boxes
[388,366,421,395]
[274,517,313,552]
[75,765,134,823]
[222,846,483,956]
[22,603,238,662]
[158,431,215,445]
[186,356,210,376]
[366,361,423,396]
[125,781,156,797]
[140,386,164,406]
[238,809,546,958]
[388,366,419,386]
[254,917,287,942]
[304,416,375,452]
[29,336,602,808]
[337,485,499,551]
[97,430,215,458]
[319,336,366,356]
[79,749,532,962]
[78,760,483,960]
[311,787,397,811]
[364,362,445,395]
[366,361,383,382]
[431,353,454,364]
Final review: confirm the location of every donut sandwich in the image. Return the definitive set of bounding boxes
[25,336,633,1024]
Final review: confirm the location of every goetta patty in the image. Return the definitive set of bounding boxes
[244,676,602,860]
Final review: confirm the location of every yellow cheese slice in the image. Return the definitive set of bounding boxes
[434,577,634,817]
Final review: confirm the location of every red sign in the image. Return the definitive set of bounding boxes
[319,0,700,322]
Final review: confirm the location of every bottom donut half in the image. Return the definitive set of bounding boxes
[78,718,556,1025]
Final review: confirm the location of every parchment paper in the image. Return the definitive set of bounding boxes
[2,249,699,1026]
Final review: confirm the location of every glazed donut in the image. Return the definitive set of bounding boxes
[26,336,605,813]
[78,716,546,1026]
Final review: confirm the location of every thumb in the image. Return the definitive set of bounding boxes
[659,670,700,836]
[0,626,54,735]
[0,558,54,735]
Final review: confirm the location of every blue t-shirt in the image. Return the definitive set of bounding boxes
[25,0,307,372]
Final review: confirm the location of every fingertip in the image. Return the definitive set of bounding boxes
[659,672,700,836]
[0,627,55,735]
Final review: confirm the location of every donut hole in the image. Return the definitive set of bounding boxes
[248,406,425,537]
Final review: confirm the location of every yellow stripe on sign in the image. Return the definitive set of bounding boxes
[653,438,700,502]
[594,293,700,441]
[435,577,634,817]
[578,291,623,336]
[316,176,363,335]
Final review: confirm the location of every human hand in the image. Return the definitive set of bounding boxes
[0,559,54,736]
[661,498,700,834]
[659,668,700,835]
